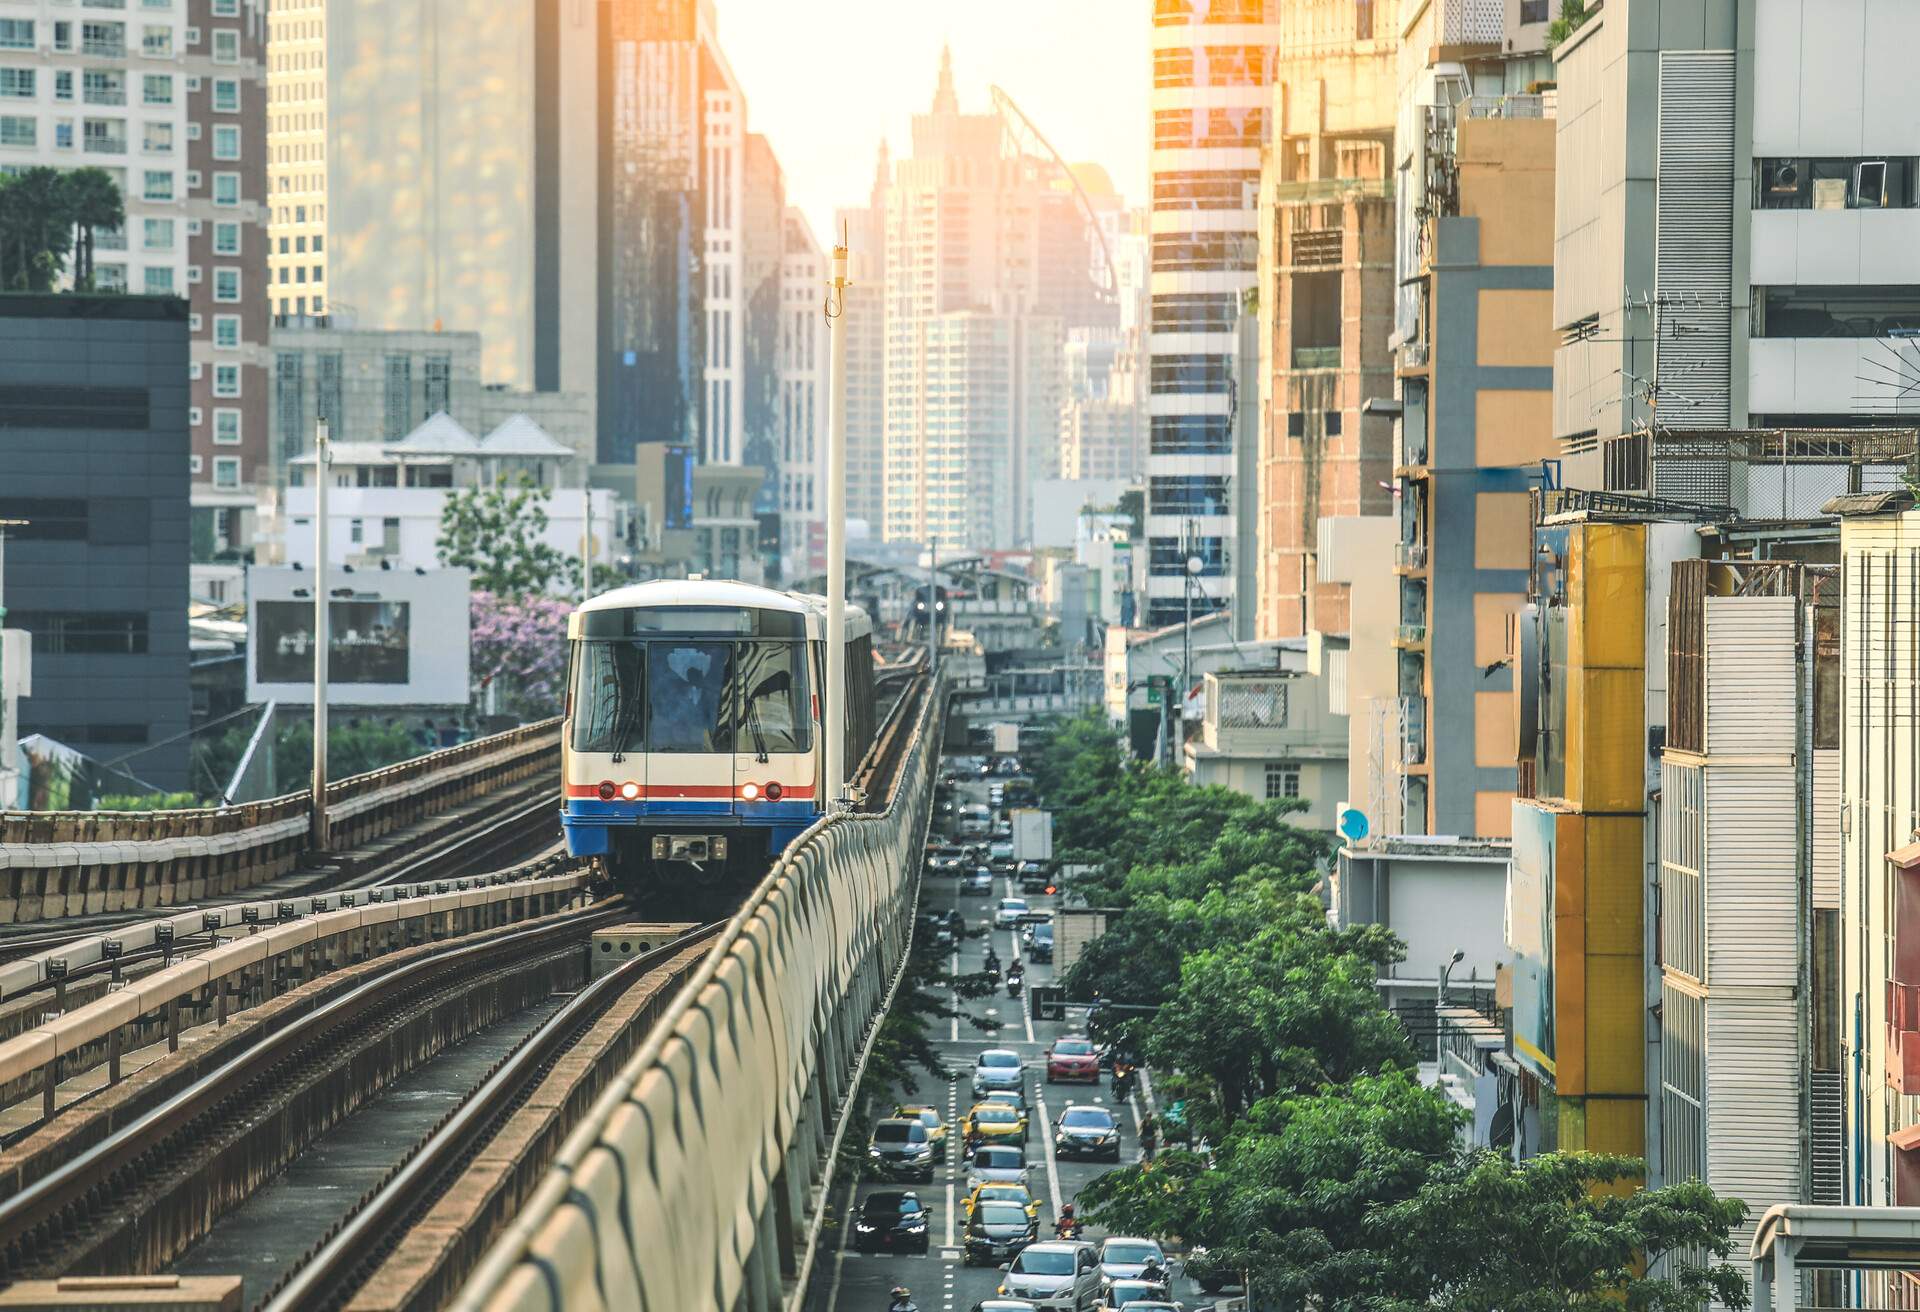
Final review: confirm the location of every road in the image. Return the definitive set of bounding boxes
[811,775,1213,1312]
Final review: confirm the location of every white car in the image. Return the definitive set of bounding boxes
[973,1048,1026,1098]
[997,1239,1101,1310]
[994,897,1030,930]
[967,1143,1030,1192]
[1097,1236,1169,1281]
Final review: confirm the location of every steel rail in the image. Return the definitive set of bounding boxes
[263,921,726,1312]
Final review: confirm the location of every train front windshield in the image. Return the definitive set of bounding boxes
[570,638,811,756]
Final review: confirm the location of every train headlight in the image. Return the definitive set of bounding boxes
[619,781,640,800]
[597,780,616,801]
[741,782,760,801]
[765,781,783,800]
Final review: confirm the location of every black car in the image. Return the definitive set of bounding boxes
[868,1118,937,1182]
[1017,861,1052,894]
[1024,920,1055,962]
[1053,1104,1121,1161]
[852,1190,930,1254]
[963,1199,1038,1267]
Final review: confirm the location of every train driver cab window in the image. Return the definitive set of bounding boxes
[570,641,645,755]
[648,642,735,753]
[730,640,811,757]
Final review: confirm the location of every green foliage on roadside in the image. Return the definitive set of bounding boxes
[0,166,126,292]
[436,474,576,598]
[95,790,202,811]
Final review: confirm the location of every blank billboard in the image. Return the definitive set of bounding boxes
[247,566,470,706]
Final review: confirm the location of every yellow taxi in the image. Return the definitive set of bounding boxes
[963,1100,1029,1146]
[962,1180,1042,1221]
[895,1104,946,1146]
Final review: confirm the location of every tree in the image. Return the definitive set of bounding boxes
[0,167,76,292]
[436,475,574,597]
[60,168,123,291]
[470,590,572,720]
[1370,1152,1750,1312]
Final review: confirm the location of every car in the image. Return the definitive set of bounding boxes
[994,897,1031,930]
[964,1199,1039,1267]
[1017,862,1052,894]
[928,849,968,876]
[964,868,995,896]
[867,1118,937,1182]
[963,1180,1041,1221]
[1026,921,1055,962]
[852,1190,930,1254]
[1097,1237,1169,1282]
[1097,1281,1172,1311]
[964,1101,1029,1146]
[896,1104,947,1145]
[1046,1037,1100,1083]
[972,1048,1025,1098]
[979,1087,1029,1118]
[966,1143,1028,1191]
[970,1302,1039,1312]
[1053,1104,1121,1161]
[996,1239,1102,1310]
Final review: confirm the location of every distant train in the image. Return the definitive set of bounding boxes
[560,579,876,886]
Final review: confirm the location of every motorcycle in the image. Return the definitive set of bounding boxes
[1007,974,1024,999]
[1054,1215,1083,1240]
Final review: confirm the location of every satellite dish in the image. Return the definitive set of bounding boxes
[1337,806,1370,843]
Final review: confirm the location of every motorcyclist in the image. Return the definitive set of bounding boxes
[1007,972,1024,998]
[1054,1203,1081,1239]
[1139,1256,1170,1287]
[1112,1061,1137,1103]
[888,1286,917,1312]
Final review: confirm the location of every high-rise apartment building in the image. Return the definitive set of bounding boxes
[881,50,1099,551]
[325,0,597,395]
[777,207,829,578]
[836,144,889,534]
[1253,0,1396,642]
[264,0,322,320]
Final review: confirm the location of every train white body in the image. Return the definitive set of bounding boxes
[560,579,875,885]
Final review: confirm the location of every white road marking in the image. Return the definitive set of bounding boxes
[944,1180,955,1247]
[822,1175,859,1312]
[949,946,961,1042]
[1007,926,1035,1044]
[1035,1086,1065,1221]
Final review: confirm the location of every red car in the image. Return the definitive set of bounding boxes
[1046,1036,1100,1083]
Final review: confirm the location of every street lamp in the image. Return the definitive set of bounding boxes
[1436,948,1465,1062]
[311,419,331,851]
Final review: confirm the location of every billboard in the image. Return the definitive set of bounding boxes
[247,566,471,706]
[1507,801,1557,1081]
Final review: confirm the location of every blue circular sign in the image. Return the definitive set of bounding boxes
[1338,807,1370,842]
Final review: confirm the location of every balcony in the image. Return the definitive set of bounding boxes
[1399,695,1427,766]
[1436,0,1502,44]
[1291,346,1341,370]
[1394,541,1427,573]
[83,133,126,155]
[1393,623,1428,649]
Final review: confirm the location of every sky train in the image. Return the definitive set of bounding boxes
[561,579,876,885]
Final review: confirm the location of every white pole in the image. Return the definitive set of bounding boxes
[824,233,850,807]
[581,488,593,601]
[311,419,330,851]
[928,533,939,686]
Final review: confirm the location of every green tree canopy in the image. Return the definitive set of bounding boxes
[436,475,575,597]
[60,167,123,290]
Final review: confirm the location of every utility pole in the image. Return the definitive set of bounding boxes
[928,533,939,685]
[0,518,27,811]
[581,488,593,601]
[1175,517,1199,770]
[310,419,331,852]
[823,230,849,807]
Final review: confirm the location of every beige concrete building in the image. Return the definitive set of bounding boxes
[1254,0,1398,642]
[1185,668,1348,830]
[1308,514,1398,829]
[266,0,325,320]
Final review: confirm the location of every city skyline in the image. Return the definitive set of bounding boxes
[715,0,1150,241]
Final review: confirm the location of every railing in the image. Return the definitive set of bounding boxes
[82,133,126,154]
[1395,542,1428,571]
[456,677,945,1310]
[1395,623,1428,647]
[0,718,562,923]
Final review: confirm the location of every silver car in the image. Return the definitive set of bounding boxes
[996,1239,1100,1310]
[967,1143,1029,1192]
[1097,1236,1169,1281]
[973,1048,1025,1098]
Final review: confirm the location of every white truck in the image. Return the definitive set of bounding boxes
[991,722,1021,756]
[1011,808,1053,863]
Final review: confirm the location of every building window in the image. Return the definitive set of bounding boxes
[82,116,127,154]
[213,408,240,444]
[141,168,171,200]
[211,0,238,13]
[81,21,126,58]
[211,123,238,159]
[383,352,411,438]
[54,71,72,102]
[141,24,171,56]
[213,363,240,397]
[141,121,172,153]
[211,77,238,112]
[0,115,32,148]
[274,349,304,460]
[211,171,238,205]
[212,220,239,255]
[212,266,239,301]
[1755,285,1920,338]
[424,352,451,413]
[188,405,201,425]
[141,264,172,294]
[0,19,32,50]
[52,21,71,51]
[1756,157,1919,210]
[189,453,202,473]
[1148,475,1231,516]
[142,73,171,105]
[1264,763,1301,800]
[9,611,149,655]
[0,68,36,100]
[211,28,237,62]
[1292,270,1342,367]
[212,456,240,488]
[213,313,239,348]
[1520,0,1550,18]
[1149,353,1232,395]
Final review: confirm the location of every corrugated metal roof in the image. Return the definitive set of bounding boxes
[1822,489,1914,516]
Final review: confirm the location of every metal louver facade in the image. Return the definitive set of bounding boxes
[1654,50,1735,430]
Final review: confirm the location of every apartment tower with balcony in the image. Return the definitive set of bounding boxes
[1145,0,1279,629]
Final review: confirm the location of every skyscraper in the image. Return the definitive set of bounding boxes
[836,142,889,535]
[265,0,325,321]
[1145,0,1280,627]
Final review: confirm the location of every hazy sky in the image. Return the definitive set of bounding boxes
[714,0,1149,243]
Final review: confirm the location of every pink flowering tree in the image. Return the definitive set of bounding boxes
[470,590,572,721]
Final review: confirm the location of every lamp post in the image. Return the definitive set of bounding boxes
[823,230,849,807]
[310,419,331,851]
[1437,947,1465,1062]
